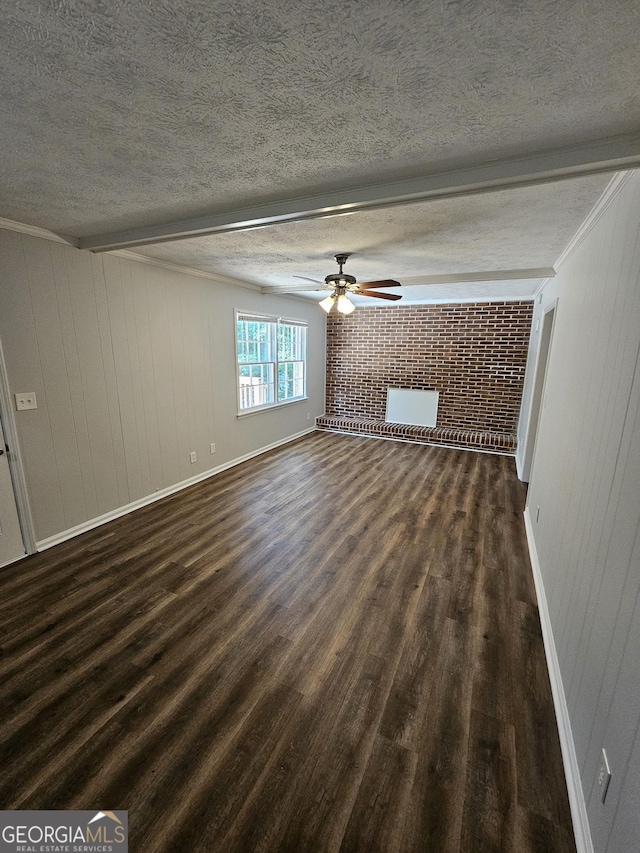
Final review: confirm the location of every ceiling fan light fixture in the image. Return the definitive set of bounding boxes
[336,294,356,314]
[319,294,336,313]
[308,254,401,312]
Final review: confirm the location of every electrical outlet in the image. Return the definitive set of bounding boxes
[15,392,37,410]
[307,412,311,421]
[597,748,612,804]
[210,443,216,454]
[190,451,197,464]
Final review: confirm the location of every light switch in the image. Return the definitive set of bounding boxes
[15,392,37,411]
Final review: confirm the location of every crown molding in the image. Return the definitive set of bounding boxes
[0,215,290,296]
[0,217,79,246]
[532,276,555,301]
[110,249,261,291]
[0,216,262,291]
[554,171,634,269]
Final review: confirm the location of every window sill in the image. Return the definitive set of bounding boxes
[236,397,309,418]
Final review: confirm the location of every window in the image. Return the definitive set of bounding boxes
[236,312,307,413]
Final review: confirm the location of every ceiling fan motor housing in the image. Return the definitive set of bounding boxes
[325,253,356,290]
[325,272,357,289]
[316,252,401,308]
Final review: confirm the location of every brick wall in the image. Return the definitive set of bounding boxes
[323,302,533,442]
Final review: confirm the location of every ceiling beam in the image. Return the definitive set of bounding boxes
[261,267,556,294]
[79,133,640,252]
[376,267,556,286]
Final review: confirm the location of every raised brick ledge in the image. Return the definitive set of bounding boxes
[315,417,517,454]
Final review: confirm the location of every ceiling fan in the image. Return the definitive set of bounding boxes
[286,254,402,314]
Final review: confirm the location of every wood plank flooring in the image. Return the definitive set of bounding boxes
[0,432,576,852]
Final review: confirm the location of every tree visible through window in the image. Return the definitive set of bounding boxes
[236,313,307,412]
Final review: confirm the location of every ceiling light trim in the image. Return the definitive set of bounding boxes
[78,134,640,253]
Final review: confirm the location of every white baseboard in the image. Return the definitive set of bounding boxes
[0,551,28,569]
[36,428,315,551]
[523,507,593,853]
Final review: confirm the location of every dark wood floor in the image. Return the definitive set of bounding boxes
[0,432,575,853]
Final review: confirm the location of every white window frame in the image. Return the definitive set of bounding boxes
[235,310,308,415]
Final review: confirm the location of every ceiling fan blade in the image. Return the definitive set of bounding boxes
[264,283,330,293]
[356,279,401,289]
[294,275,325,284]
[290,284,331,291]
[358,290,402,301]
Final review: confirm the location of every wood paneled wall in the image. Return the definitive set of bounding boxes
[526,172,640,851]
[0,231,326,543]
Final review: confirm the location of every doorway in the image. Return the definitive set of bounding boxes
[0,338,33,567]
[521,302,557,482]
[0,411,25,566]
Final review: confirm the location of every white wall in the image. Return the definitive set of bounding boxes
[0,230,325,544]
[524,171,640,852]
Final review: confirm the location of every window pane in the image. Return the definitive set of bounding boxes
[278,324,306,361]
[277,363,287,400]
[238,362,274,409]
[277,326,286,361]
[277,359,305,402]
[238,316,306,410]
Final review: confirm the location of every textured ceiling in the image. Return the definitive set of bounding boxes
[133,177,609,293]
[0,0,638,237]
[0,1,634,304]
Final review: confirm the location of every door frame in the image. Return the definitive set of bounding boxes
[0,337,36,556]
[520,299,558,483]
